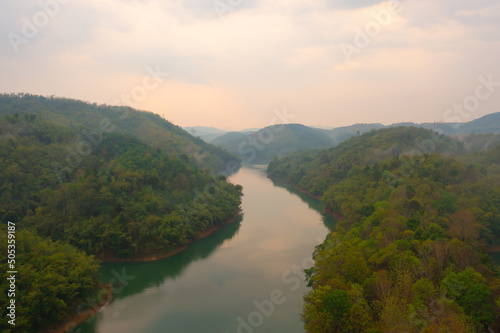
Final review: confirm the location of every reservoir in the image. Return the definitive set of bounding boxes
[77,165,336,333]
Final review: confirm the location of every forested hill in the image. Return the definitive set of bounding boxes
[268,127,465,196]
[0,114,242,255]
[0,113,242,332]
[0,93,238,172]
[318,112,500,145]
[267,126,500,332]
[214,123,335,163]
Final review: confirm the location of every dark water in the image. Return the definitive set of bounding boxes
[76,165,336,333]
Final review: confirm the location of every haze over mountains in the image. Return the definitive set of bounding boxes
[219,124,335,163]
[184,126,258,143]
[187,112,500,163]
[0,94,238,173]
[1,92,500,332]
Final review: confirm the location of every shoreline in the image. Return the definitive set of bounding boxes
[269,176,500,252]
[267,175,345,221]
[97,209,242,263]
[323,206,345,221]
[44,286,113,333]
[45,208,242,333]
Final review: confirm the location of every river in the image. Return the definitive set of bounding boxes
[76,165,336,333]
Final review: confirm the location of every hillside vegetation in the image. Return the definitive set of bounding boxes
[0,93,238,172]
[268,127,500,332]
[0,107,242,331]
[211,112,500,165]
[0,114,242,256]
[319,112,500,145]
[0,227,101,332]
[268,127,465,196]
[215,123,335,163]
[319,123,385,145]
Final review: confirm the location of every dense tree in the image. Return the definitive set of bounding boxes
[0,109,243,331]
[0,116,242,257]
[441,268,494,327]
[0,93,238,172]
[0,227,100,332]
[269,127,500,332]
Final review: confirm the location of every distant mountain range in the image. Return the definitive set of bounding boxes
[183,126,258,143]
[188,112,500,163]
[217,124,335,163]
[317,123,385,145]
[318,112,500,143]
[387,112,500,135]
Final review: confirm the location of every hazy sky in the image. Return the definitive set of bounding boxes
[2,0,500,130]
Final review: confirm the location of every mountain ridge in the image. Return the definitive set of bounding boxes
[197,112,500,163]
[0,93,239,172]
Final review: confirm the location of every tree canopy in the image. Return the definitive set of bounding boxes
[0,107,243,331]
[269,127,500,332]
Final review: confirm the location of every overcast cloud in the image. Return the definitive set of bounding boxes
[1,0,499,129]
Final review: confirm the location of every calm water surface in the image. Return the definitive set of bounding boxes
[77,165,336,333]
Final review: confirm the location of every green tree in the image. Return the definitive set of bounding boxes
[441,267,494,326]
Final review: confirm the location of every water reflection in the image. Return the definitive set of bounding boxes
[76,166,335,333]
[77,216,242,332]
[269,178,337,231]
[107,216,242,297]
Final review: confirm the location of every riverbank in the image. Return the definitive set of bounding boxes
[267,175,345,221]
[44,285,113,333]
[60,166,336,333]
[97,209,242,263]
[45,209,242,333]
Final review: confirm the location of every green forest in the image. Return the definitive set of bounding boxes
[0,97,243,332]
[214,124,335,162]
[0,93,237,172]
[0,227,101,332]
[268,127,500,332]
